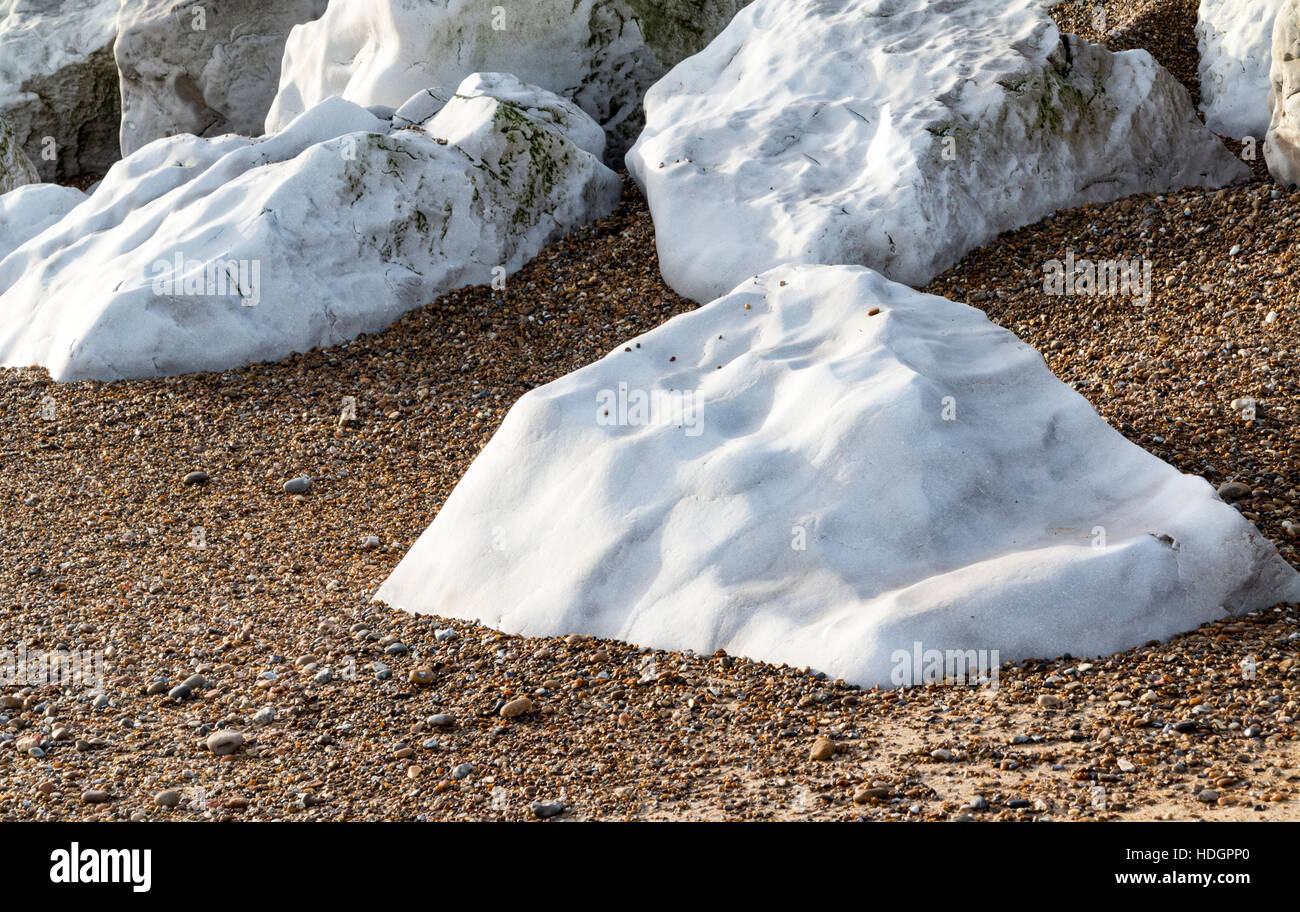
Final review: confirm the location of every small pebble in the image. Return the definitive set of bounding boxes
[207,730,244,757]
[531,799,565,819]
[809,738,836,761]
[1217,481,1252,503]
[450,762,474,780]
[500,697,536,719]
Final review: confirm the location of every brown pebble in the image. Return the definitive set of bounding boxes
[809,738,836,762]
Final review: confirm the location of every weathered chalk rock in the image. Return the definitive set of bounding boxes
[0,113,38,194]
[0,0,121,181]
[0,182,84,261]
[265,0,749,162]
[377,264,1300,687]
[116,0,329,156]
[1197,0,1284,139]
[0,73,621,381]
[1266,0,1300,185]
[628,0,1249,302]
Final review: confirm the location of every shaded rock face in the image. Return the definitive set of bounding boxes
[1196,0,1284,139]
[116,0,329,156]
[0,73,621,382]
[0,114,38,194]
[1267,0,1300,186]
[265,0,749,163]
[627,0,1248,303]
[0,0,121,182]
[376,264,1300,688]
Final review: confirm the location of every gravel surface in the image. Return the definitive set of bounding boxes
[1050,0,1202,103]
[0,3,1296,821]
[1048,0,1272,179]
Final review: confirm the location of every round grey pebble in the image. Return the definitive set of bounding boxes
[1216,481,1252,503]
[531,800,565,819]
[283,476,312,495]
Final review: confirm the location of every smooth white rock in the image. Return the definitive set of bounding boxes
[377,264,1300,688]
[1267,0,1300,185]
[116,0,329,156]
[0,183,84,261]
[1197,0,1283,139]
[0,74,621,381]
[265,0,749,161]
[628,0,1248,302]
[0,0,121,180]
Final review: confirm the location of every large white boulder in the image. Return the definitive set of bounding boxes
[0,113,38,194]
[1267,0,1300,185]
[1197,0,1284,139]
[0,73,621,381]
[628,0,1248,302]
[116,0,329,157]
[377,265,1300,688]
[0,182,83,259]
[265,0,750,162]
[0,0,121,181]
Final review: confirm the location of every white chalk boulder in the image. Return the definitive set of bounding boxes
[265,0,749,161]
[0,0,121,181]
[0,182,84,261]
[1197,0,1283,139]
[377,264,1300,687]
[0,74,621,381]
[1267,0,1300,185]
[628,0,1248,302]
[116,0,329,157]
